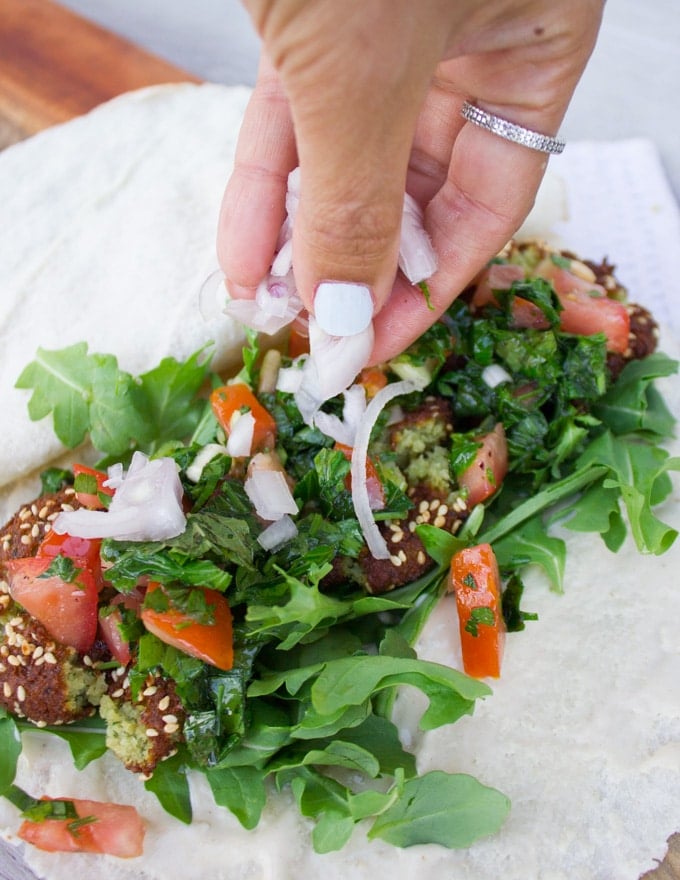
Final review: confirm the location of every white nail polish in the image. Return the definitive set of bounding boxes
[314,282,373,337]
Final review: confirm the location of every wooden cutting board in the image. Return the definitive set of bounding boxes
[0,0,199,150]
[0,2,678,878]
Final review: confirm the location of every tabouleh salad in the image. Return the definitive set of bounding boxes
[0,238,677,860]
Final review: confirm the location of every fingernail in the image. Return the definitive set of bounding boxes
[227,281,258,300]
[314,282,373,336]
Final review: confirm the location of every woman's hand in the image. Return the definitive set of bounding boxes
[217,0,604,363]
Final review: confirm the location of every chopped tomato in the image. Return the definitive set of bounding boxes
[141,582,234,670]
[450,543,505,678]
[18,798,145,858]
[471,262,525,309]
[210,382,277,454]
[288,315,310,358]
[536,259,630,353]
[37,530,103,590]
[72,464,114,510]
[458,423,508,507]
[334,442,385,510]
[6,556,98,653]
[98,591,142,666]
[357,366,388,399]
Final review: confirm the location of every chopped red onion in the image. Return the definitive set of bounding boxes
[224,273,303,336]
[198,268,228,320]
[350,380,418,558]
[185,443,229,483]
[482,364,512,388]
[313,384,367,446]
[276,360,306,394]
[294,318,374,423]
[245,454,298,522]
[399,193,438,284]
[54,452,186,541]
[226,411,255,458]
[257,514,298,551]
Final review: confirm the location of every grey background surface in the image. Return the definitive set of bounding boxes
[56,0,680,199]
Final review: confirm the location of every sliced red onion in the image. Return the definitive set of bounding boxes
[399,193,438,284]
[257,514,299,551]
[482,364,512,388]
[313,384,367,447]
[350,380,418,558]
[245,455,298,522]
[276,360,306,394]
[226,411,255,458]
[224,273,304,336]
[198,268,228,320]
[54,452,186,541]
[294,318,374,423]
[185,443,229,483]
[270,238,293,277]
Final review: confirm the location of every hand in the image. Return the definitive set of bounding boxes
[217,0,604,363]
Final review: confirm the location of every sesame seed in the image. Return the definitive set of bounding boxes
[16,686,26,702]
[47,512,59,522]
[34,656,45,667]
[437,504,448,517]
[64,487,76,496]
[146,728,159,738]
[19,522,31,531]
[18,508,31,521]
[111,688,125,699]
[35,720,47,728]
[60,503,75,512]
[33,646,44,659]
[10,617,23,627]
[158,695,171,712]
[416,550,426,565]
[20,535,32,545]
[420,510,431,523]
[418,500,429,514]
[397,550,407,563]
[433,515,446,528]
[143,686,158,697]
[389,554,403,567]
[82,654,92,666]
[31,524,40,538]
[43,652,57,665]
[429,499,439,511]
[390,531,403,544]
[451,520,462,534]
[8,655,20,666]
[0,664,5,673]
[387,521,399,532]
[164,722,180,735]
[38,505,50,519]
[162,714,178,724]
[31,504,39,516]
[3,683,12,698]
[408,521,417,533]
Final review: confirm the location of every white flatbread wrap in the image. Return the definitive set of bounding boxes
[1,84,679,880]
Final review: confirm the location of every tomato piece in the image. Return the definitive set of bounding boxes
[357,366,388,399]
[72,464,114,510]
[18,798,145,858]
[458,423,508,507]
[7,556,98,653]
[450,543,505,678]
[471,262,525,308]
[98,590,143,666]
[334,442,385,510]
[210,383,277,454]
[37,530,103,590]
[141,582,234,670]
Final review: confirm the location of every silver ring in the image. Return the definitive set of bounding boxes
[461,101,565,155]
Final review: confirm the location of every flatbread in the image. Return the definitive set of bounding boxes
[1,85,679,880]
[0,83,249,492]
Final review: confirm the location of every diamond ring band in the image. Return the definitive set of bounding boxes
[461,101,565,155]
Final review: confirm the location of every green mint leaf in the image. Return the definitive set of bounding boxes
[418,280,435,311]
[39,467,73,495]
[368,770,510,848]
[38,555,83,584]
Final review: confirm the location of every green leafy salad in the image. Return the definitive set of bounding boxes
[0,241,678,857]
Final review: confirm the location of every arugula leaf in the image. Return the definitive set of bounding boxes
[15,342,214,458]
[24,717,107,770]
[493,515,566,593]
[595,352,678,436]
[368,771,510,848]
[144,751,193,824]
[0,709,21,795]
[206,765,267,829]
